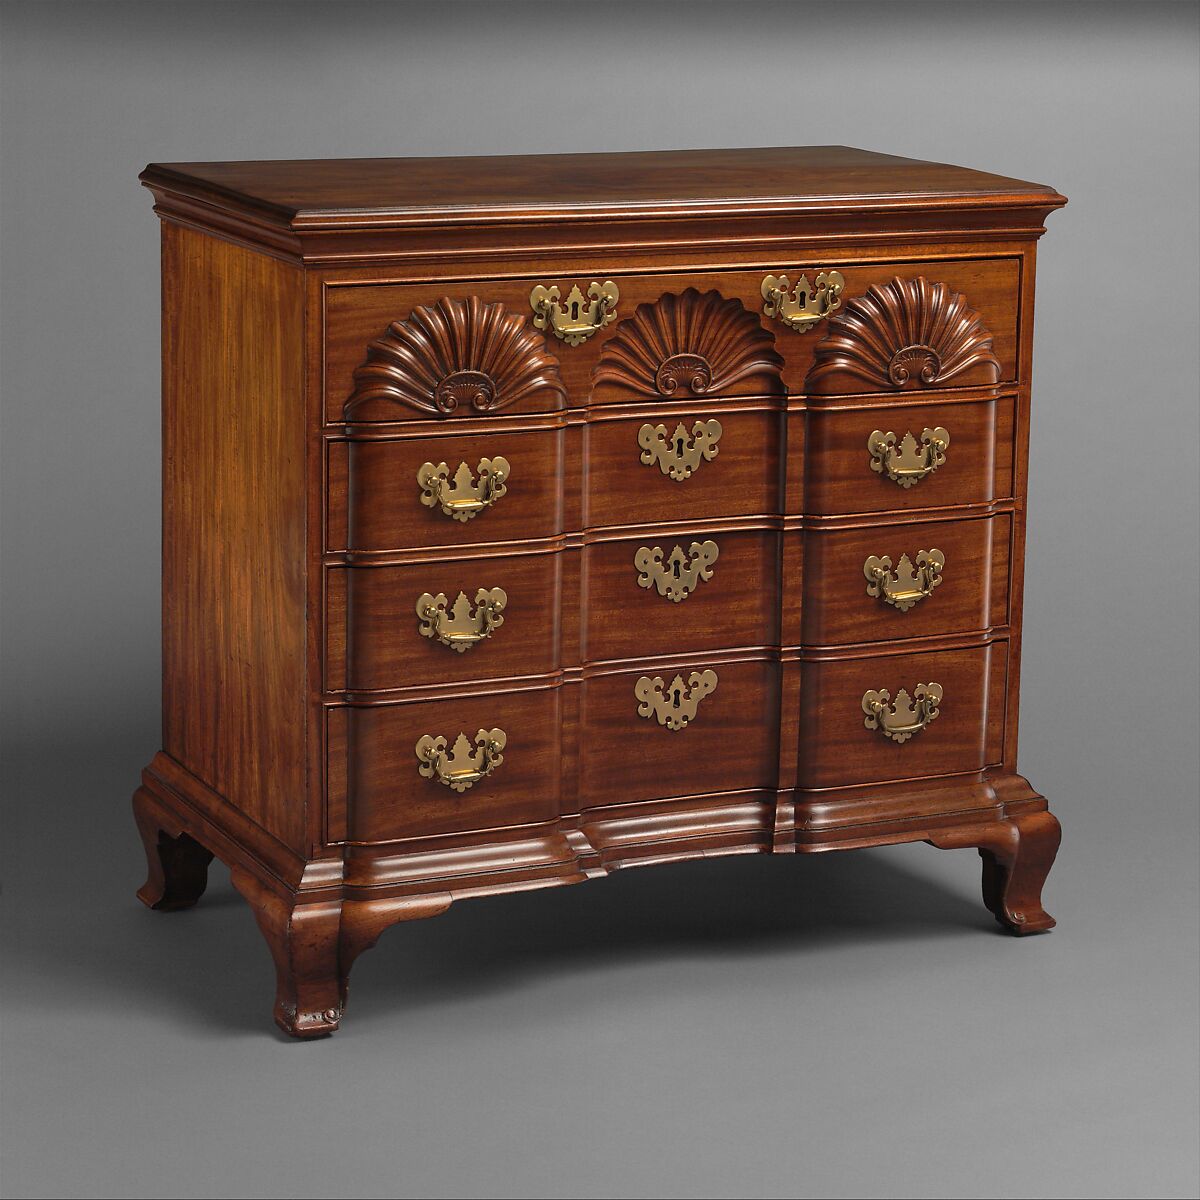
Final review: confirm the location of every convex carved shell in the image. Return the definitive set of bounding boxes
[593,289,784,398]
[805,276,1001,394]
[346,296,568,418]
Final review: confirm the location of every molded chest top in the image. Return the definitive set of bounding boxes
[141,145,1064,229]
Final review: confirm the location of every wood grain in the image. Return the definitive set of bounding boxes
[334,426,566,552]
[583,530,780,662]
[141,147,1065,226]
[344,687,563,842]
[579,658,780,808]
[160,225,307,851]
[800,513,1012,646]
[584,404,784,527]
[335,550,565,692]
[796,642,1007,788]
[804,393,1013,515]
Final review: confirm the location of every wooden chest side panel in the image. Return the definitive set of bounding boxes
[161,224,307,851]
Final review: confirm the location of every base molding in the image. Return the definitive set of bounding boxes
[134,760,1059,1036]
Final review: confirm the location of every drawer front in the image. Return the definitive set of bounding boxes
[330,550,565,692]
[323,259,1021,421]
[329,427,564,552]
[585,407,783,528]
[804,395,1014,515]
[584,530,779,661]
[580,658,779,808]
[340,687,562,842]
[796,643,1007,789]
[801,514,1012,646]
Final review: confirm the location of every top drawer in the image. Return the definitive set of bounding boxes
[322,259,1021,423]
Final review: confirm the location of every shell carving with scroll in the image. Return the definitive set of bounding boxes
[592,289,784,399]
[804,276,1002,395]
[345,296,568,418]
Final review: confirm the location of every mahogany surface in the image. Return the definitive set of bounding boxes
[134,146,1066,1037]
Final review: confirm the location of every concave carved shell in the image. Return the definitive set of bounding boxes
[805,276,1002,395]
[593,289,784,398]
[345,296,567,418]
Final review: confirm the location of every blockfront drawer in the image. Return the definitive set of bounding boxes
[328,426,565,552]
[800,514,1012,646]
[321,258,1022,419]
[796,642,1007,789]
[803,394,1015,516]
[583,529,780,662]
[332,686,563,843]
[579,657,780,808]
[328,548,566,692]
[584,405,783,528]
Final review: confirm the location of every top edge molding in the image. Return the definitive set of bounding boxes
[140,147,1066,264]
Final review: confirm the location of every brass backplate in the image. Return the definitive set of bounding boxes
[530,280,619,346]
[416,456,510,522]
[637,419,722,481]
[415,728,506,792]
[634,540,719,603]
[634,669,718,731]
[861,683,943,744]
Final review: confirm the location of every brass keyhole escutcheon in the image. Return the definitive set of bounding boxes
[634,670,718,731]
[761,270,845,332]
[530,280,619,346]
[634,540,719,603]
[637,419,722,481]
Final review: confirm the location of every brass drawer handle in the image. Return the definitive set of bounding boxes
[416,588,507,652]
[417,456,510,522]
[861,683,943,744]
[761,270,845,333]
[867,427,949,488]
[863,550,945,612]
[415,728,506,792]
[530,280,619,346]
[634,540,719,603]
[635,669,718,731]
[638,419,722,481]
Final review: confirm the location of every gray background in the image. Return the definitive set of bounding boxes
[1,2,1197,1197]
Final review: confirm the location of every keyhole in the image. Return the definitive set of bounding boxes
[570,300,580,320]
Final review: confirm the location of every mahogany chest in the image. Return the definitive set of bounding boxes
[134,147,1066,1037]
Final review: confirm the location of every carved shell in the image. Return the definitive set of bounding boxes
[345,296,567,418]
[593,289,784,398]
[805,277,1002,395]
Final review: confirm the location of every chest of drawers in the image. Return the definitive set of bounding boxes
[133,147,1066,1037]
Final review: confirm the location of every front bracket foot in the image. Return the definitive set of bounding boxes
[230,868,344,1038]
[133,786,214,911]
[928,810,1062,934]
